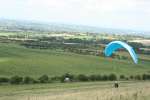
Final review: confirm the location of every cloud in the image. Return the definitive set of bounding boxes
[0,0,150,30]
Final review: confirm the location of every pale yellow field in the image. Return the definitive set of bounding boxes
[129,39,150,46]
[0,81,150,100]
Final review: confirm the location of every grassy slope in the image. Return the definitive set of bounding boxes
[0,43,150,77]
[0,81,150,100]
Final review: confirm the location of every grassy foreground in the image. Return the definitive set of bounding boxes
[0,43,150,77]
[0,81,150,100]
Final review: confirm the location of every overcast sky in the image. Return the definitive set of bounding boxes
[0,0,150,31]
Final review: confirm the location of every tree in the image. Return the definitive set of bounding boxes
[134,75,142,80]
[23,76,35,84]
[0,77,9,83]
[10,76,23,84]
[120,75,125,80]
[101,75,108,81]
[38,75,49,83]
[108,74,117,81]
[77,74,88,81]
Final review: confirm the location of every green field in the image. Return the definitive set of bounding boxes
[0,81,150,100]
[0,43,150,77]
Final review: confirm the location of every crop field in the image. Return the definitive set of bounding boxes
[0,81,150,100]
[130,39,150,46]
[0,43,150,77]
[0,32,16,36]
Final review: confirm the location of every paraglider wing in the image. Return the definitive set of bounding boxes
[104,41,138,64]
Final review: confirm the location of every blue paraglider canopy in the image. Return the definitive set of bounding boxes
[104,41,138,64]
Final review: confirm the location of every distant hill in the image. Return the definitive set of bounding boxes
[0,19,149,36]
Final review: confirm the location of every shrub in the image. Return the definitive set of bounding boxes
[125,77,129,80]
[23,76,35,84]
[130,75,134,80]
[134,75,142,80]
[101,75,108,81]
[147,74,150,80]
[142,74,147,80]
[142,74,150,80]
[95,75,102,81]
[0,77,9,83]
[120,75,125,79]
[89,75,97,81]
[77,74,88,81]
[108,74,117,81]
[10,76,23,84]
[38,75,49,83]
[60,75,66,83]
[51,76,60,81]
[89,75,102,81]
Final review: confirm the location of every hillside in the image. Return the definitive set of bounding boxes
[0,43,149,77]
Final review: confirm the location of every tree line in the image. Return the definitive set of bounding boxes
[1,73,150,85]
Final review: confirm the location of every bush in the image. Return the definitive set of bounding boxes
[60,75,66,83]
[95,75,102,81]
[51,76,60,81]
[89,75,97,81]
[142,74,150,80]
[77,74,88,81]
[134,75,142,80]
[64,73,74,80]
[38,75,49,83]
[142,74,147,80]
[10,76,23,84]
[23,76,35,84]
[0,77,9,83]
[125,77,129,80]
[101,75,109,81]
[108,74,117,81]
[3,74,150,85]
[89,75,102,81]
[50,76,61,81]
[120,75,125,80]
[129,75,134,80]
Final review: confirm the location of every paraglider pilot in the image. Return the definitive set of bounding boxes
[114,81,119,88]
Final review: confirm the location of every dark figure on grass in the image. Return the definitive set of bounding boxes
[114,81,119,88]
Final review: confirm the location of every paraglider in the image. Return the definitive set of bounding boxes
[104,41,138,64]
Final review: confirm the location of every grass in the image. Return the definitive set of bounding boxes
[0,43,150,100]
[0,81,150,100]
[0,43,150,77]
